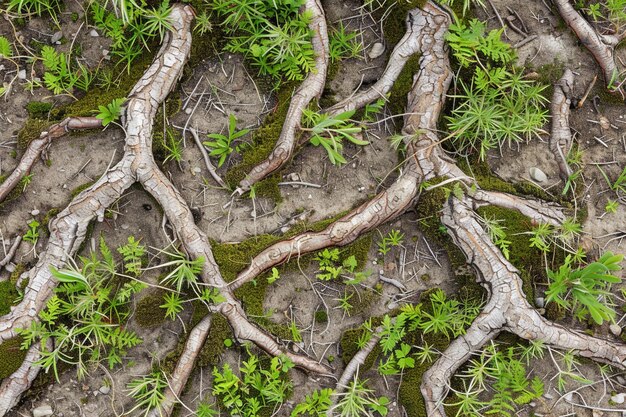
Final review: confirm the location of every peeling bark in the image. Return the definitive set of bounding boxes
[553,0,623,94]
[550,68,575,182]
[235,0,329,194]
[0,117,102,203]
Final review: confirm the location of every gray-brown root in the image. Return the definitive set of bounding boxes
[550,68,575,182]
[235,0,329,194]
[148,315,213,417]
[553,0,623,95]
[0,116,102,204]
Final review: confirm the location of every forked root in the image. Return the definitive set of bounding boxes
[0,116,102,203]
[235,0,329,195]
[421,196,626,417]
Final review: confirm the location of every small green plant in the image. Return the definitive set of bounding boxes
[302,109,367,165]
[23,220,40,245]
[127,370,168,417]
[0,36,13,58]
[163,128,183,163]
[96,98,126,126]
[267,267,280,284]
[598,165,626,198]
[331,378,389,417]
[212,352,294,417]
[545,251,623,325]
[314,248,342,281]
[605,199,619,213]
[160,292,184,320]
[292,388,333,417]
[7,0,61,24]
[213,0,315,86]
[329,23,362,63]
[203,114,250,168]
[117,235,146,276]
[377,229,404,256]
[479,215,511,259]
[40,45,95,96]
[446,19,514,68]
[194,11,213,35]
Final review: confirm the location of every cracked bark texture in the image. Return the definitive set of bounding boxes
[422,196,626,417]
[235,0,329,194]
[553,0,623,94]
[0,116,103,203]
[550,68,575,182]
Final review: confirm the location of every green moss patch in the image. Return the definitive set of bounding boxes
[0,281,19,315]
[25,101,53,119]
[0,337,28,378]
[134,289,168,328]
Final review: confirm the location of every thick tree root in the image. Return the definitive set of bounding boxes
[0,117,102,203]
[550,69,575,182]
[235,0,329,195]
[421,197,626,417]
[553,0,623,95]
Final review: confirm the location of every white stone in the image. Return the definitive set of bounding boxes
[368,42,385,59]
[121,224,129,230]
[529,167,547,182]
[89,29,99,37]
[612,393,626,404]
[31,209,40,216]
[535,297,544,308]
[51,31,63,43]
[5,263,15,273]
[99,385,110,395]
[610,324,622,336]
[32,405,53,417]
[17,69,26,79]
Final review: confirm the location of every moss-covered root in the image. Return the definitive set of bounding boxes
[235,0,330,195]
[553,0,624,96]
[147,315,212,417]
[421,196,626,417]
[0,342,47,414]
[0,117,102,204]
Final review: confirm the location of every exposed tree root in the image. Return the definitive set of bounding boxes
[421,196,626,417]
[550,68,575,182]
[235,0,329,195]
[0,236,21,269]
[147,315,213,417]
[325,5,434,116]
[0,117,102,204]
[0,5,330,414]
[553,0,624,95]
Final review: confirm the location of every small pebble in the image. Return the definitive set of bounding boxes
[307,194,312,199]
[31,209,40,216]
[121,224,129,230]
[617,376,626,385]
[368,42,385,59]
[17,69,26,80]
[32,405,53,417]
[99,385,110,395]
[534,297,544,308]
[192,166,202,174]
[610,324,622,337]
[5,263,16,273]
[529,167,547,182]
[50,31,63,43]
[612,393,625,404]
[89,29,99,37]
[387,301,398,310]
[102,49,109,57]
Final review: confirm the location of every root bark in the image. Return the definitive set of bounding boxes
[235,0,329,194]
[550,68,575,182]
[0,117,102,203]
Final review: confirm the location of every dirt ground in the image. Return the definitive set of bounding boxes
[1,0,626,416]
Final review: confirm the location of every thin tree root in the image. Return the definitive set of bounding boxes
[550,68,575,182]
[235,0,329,195]
[0,116,102,203]
[0,236,21,269]
[147,315,213,417]
[553,0,623,95]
